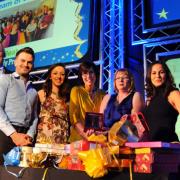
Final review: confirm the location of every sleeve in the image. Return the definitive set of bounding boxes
[0,75,16,136]
[69,86,81,126]
[27,92,39,138]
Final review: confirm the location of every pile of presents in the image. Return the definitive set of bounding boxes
[4,114,180,178]
[12,139,180,178]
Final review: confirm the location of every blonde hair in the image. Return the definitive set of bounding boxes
[114,68,135,92]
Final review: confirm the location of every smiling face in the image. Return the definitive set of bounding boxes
[14,52,33,76]
[151,63,166,87]
[50,66,65,87]
[82,68,96,88]
[114,71,131,92]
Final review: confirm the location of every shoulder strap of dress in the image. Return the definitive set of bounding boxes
[108,94,117,103]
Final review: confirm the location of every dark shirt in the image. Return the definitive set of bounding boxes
[9,33,18,46]
[104,92,135,128]
[143,89,178,142]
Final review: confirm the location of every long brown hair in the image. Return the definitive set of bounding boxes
[145,61,176,98]
[43,63,69,101]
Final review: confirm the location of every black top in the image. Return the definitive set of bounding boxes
[143,89,178,142]
[9,33,18,46]
[104,92,135,128]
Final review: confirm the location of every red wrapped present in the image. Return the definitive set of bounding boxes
[135,153,180,164]
[67,155,84,171]
[70,140,93,155]
[134,162,179,173]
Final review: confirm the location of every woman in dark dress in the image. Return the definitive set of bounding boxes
[100,68,144,128]
[143,62,180,142]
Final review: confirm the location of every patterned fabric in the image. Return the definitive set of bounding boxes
[36,96,69,144]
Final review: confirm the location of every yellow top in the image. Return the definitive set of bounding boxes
[69,86,105,142]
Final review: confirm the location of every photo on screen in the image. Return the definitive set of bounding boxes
[1,0,101,72]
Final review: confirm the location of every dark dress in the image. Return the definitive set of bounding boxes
[104,92,135,128]
[143,90,178,142]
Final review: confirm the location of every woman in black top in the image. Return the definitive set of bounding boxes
[143,62,180,142]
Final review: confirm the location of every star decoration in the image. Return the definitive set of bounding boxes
[157,8,168,19]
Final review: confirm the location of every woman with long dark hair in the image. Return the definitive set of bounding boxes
[36,63,70,144]
[143,61,180,142]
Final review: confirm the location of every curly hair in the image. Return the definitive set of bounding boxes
[42,63,69,101]
[145,61,176,98]
[114,68,135,93]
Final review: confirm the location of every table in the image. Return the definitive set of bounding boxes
[0,166,179,180]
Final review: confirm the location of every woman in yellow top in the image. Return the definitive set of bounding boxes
[69,61,106,142]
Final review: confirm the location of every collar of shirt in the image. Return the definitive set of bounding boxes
[12,72,20,79]
[12,72,33,90]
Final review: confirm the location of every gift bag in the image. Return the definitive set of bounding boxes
[3,147,27,178]
[3,147,21,166]
[108,114,139,146]
[130,112,149,141]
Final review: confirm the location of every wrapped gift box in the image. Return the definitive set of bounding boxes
[34,143,69,155]
[119,146,134,155]
[67,155,85,171]
[134,147,180,154]
[134,162,179,173]
[35,143,65,149]
[125,141,180,149]
[135,153,180,164]
[108,159,133,168]
[70,140,98,155]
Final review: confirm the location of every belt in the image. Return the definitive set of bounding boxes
[12,125,28,134]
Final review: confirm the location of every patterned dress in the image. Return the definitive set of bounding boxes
[36,96,69,144]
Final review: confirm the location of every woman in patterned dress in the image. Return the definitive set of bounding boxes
[36,63,69,144]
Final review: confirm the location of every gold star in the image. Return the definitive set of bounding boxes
[157,8,168,19]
